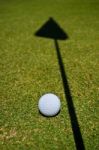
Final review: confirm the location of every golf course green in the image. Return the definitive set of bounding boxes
[0,0,98,149]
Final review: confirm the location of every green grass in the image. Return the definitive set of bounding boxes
[0,0,99,149]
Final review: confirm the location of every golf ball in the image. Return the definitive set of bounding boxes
[38,93,61,117]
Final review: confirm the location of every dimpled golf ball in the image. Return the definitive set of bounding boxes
[38,93,61,117]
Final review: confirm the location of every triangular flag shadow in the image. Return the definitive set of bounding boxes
[35,17,68,40]
[35,18,85,150]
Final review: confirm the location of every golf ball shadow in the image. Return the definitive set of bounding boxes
[39,109,61,117]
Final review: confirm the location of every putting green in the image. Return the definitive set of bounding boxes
[0,0,98,149]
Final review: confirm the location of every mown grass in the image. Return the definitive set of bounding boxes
[0,0,99,149]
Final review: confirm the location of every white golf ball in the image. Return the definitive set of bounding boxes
[38,93,61,117]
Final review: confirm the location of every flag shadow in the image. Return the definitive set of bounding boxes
[34,17,85,150]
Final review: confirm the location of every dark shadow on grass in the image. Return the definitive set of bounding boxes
[35,17,67,40]
[34,17,85,150]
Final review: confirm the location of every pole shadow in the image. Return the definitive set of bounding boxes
[34,17,85,150]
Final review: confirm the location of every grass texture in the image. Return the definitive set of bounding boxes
[0,0,99,149]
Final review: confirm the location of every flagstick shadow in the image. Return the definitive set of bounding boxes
[35,17,85,150]
[55,40,85,150]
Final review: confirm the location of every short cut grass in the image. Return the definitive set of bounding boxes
[0,0,99,149]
